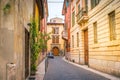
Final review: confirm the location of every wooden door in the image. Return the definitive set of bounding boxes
[84,29,89,65]
[53,47,59,56]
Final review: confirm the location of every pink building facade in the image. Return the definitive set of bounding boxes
[62,0,71,59]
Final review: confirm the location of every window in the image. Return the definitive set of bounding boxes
[93,22,98,43]
[52,28,55,34]
[66,0,69,7]
[52,36,55,43]
[72,11,75,27]
[91,0,101,9]
[53,20,56,23]
[109,11,116,41]
[56,36,59,43]
[52,27,59,34]
[78,4,80,13]
[52,35,59,43]
[55,27,59,34]
[77,32,79,47]
[72,35,74,48]
[85,0,88,12]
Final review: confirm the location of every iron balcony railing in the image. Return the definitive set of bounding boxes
[77,8,88,23]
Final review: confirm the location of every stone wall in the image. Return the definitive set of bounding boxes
[88,0,120,77]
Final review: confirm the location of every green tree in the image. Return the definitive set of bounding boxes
[30,19,51,75]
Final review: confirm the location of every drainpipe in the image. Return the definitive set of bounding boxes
[79,50,80,64]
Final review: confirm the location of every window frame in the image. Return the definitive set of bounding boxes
[52,35,55,43]
[56,36,59,43]
[72,11,75,27]
[93,22,98,44]
[77,32,79,47]
[108,11,116,41]
[91,0,101,9]
[72,35,74,48]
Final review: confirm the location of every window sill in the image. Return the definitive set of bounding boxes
[106,40,120,47]
[91,43,100,49]
[91,40,120,49]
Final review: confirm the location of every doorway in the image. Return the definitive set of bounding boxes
[52,47,59,56]
[84,29,89,65]
[25,28,30,79]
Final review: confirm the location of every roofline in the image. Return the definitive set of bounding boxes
[50,17,63,20]
[47,22,64,25]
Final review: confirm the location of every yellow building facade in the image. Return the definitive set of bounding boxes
[70,0,89,65]
[70,0,120,77]
[88,0,120,77]
[47,17,64,56]
[76,0,89,65]
[70,0,81,63]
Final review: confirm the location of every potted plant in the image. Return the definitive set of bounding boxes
[29,19,51,78]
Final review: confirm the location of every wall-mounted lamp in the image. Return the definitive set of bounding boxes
[27,23,31,27]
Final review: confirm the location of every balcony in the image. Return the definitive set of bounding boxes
[62,30,68,40]
[77,8,88,24]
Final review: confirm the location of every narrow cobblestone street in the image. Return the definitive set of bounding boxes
[44,57,110,80]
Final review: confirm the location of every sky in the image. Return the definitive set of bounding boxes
[47,0,64,22]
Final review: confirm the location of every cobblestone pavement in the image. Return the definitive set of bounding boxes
[44,57,110,80]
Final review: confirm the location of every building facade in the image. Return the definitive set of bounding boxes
[47,17,64,56]
[34,0,48,65]
[70,0,81,63]
[76,0,89,65]
[62,0,71,60]
[88,0,120,77]
[63,0,120,77]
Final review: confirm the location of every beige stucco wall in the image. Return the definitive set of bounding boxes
[0,1,16,79]
[0,0,33,80]
[88,0,120,77]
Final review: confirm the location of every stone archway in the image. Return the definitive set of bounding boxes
[52,47,59,56]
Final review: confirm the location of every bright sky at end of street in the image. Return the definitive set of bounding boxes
[48,0,64,22]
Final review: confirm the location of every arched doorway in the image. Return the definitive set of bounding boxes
[52,47,59,56]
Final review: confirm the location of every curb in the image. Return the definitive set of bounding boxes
[63,57,120,80]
